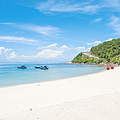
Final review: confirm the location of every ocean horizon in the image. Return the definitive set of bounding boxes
[0,63,104,87]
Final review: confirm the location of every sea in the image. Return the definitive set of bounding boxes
[0,63,104,87]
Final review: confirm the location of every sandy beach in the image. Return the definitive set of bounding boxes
[0,67,120,120]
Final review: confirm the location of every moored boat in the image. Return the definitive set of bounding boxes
[17,65,27,69]
[35,66,48,70]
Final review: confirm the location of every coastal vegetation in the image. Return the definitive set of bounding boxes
[72,53,106,64]
[72,38,120,65]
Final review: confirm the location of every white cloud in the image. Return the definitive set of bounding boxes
[21,0,120,15]
[35,44,88,60]
[8,52,17,59]
[0,47,17,61]
[0,36,37,43]
[87,41,102,46]
[60,45,69,49]
[93,18,103,22]
[36,43,69,59]
[37,43,69,51]
[0,44,65,62]
[37,43,58,51]
[104,0,120,8]
[0,47,11,56]
[45,43,58,48]
[0,22,61,37]
[17,45,66,61]
[36,0,101,14]
[37,45,87,60]
[36,49,63,59]
[109,16,120,35]
[19,24,60,37]
[80,5,101,13]
[0,22,15,25]
[75,46,86,51]
[105,38,113,41]
[0,43,88,62]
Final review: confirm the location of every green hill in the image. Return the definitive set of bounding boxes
[72,38,120,65]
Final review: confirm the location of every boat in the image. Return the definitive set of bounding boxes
[41,66,49,70]
[35,66,42,69]
[17,65,27,69]
[35,66,48,70]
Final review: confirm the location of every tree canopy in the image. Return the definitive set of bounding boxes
[72,38,120,64]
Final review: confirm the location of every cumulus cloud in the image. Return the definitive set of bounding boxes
[36,43,69,59]
[0,44,65,62]
[35,44,87,61]
[0,43,88,62]
[36,49,63,59]
[0,47,17,61]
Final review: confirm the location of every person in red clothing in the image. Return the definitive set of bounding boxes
[111,66,114,69]
[107,67,110,70]
[106,64,111,70]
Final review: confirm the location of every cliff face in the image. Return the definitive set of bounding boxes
[72,38,120,64]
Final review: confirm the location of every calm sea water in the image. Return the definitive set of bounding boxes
[0,64,104,87]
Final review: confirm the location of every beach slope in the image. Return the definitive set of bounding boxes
[0,67,120,120]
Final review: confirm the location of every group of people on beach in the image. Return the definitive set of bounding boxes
[106,66,114,70]
[105,63,120,70]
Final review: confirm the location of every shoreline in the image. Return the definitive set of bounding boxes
[0,66,106,88]
[0,66,120,120]
[65,62,107,66]
[65,62,119,67]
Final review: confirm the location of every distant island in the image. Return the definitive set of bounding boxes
[72,38,120,65]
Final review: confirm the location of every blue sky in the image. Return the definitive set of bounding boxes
[0,0,120,63]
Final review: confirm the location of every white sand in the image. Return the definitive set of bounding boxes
[0,67,120,120]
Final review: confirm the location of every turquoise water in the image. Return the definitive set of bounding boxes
[0,64,104,87]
